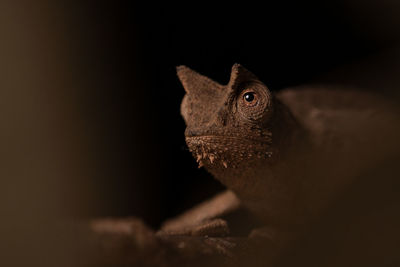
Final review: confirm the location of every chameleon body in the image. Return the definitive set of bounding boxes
[160,64,399,262]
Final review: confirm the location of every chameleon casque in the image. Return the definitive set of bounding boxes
[159,64,400,264]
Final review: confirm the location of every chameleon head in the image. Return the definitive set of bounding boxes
[177,64,276,172]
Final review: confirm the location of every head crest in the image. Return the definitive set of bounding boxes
[227,63,259,90]
[177,63,260,96]
[176,65,223,95]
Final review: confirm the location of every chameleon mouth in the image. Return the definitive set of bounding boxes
[185,135,273,169]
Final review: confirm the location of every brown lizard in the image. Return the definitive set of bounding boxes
[159,64,400,263]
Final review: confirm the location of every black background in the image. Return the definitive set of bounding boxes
[62,1,399,228]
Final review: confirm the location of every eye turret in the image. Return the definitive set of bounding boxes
[243,91,257,106]
[237,83,272,122]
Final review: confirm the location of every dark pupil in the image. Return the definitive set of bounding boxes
[244,92,255,102]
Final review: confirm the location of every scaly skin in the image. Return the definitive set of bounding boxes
[162,63,400,263]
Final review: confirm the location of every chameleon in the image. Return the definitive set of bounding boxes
[158,63,400,263]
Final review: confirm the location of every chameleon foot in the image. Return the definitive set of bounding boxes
[157,218,230,237]
[190,218,230,237]
[203,236,236,257]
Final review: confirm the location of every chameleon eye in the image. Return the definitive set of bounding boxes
[244,92,255,102]
[242,91,258,107]
[237,84,271,122]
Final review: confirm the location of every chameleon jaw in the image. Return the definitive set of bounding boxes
[185,135,272,170]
